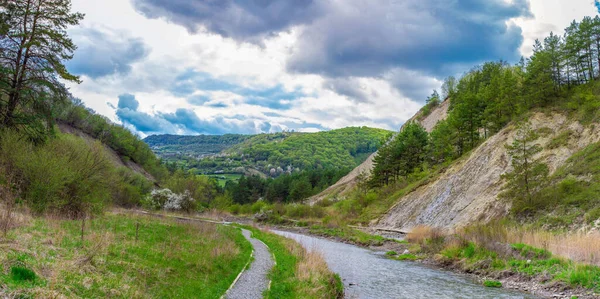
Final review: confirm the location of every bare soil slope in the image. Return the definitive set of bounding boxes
[376,112,600,232]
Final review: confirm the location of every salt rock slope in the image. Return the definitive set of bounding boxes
[376,113,600,232]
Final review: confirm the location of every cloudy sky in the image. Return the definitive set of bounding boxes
[65,0,598,136]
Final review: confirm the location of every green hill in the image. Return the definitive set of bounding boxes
[144,134,251,160]
[144,127,392,176]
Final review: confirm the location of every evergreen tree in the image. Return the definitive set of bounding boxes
[501,123,549,215]
[0,0,84,141]
[428,120,454,164]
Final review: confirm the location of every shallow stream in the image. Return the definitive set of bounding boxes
[273,230,536,299]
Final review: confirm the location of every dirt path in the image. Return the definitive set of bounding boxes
[225,229,274,299]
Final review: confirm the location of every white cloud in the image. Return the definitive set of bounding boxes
[65,0,599,136]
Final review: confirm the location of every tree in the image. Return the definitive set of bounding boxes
[428,120,454,164]
[525,39,556,106]
[0,0,84,141]
[289,175,312,202]
[441,76,457,99]
[501,122,549,215]
[426,90,440,105]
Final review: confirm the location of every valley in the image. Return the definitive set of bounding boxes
[2,1,600,299]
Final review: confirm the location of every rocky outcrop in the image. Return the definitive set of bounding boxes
[376,113,600,232]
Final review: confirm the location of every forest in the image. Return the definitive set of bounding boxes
[146,127,390,176]
[370,15,600,215]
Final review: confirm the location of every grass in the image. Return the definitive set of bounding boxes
[309,225,385,246]
[395,254,418,261]
[0,213,252,298]
[239,225,344,299]
[10,266,37,282]
[483,280,502,288]
[411,223,600,293]
[517,141,600,229]
[207,174,242,188]
[238,225,343,299]
[546,130,574,149]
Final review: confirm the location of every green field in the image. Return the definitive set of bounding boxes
[207,174,243,187]
[0,214,252,298]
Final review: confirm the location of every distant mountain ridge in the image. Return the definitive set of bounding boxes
[144,127,392,176]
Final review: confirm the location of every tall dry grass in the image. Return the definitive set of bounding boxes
[406,225,445,244]
[458,223,600,266]
[506,229,600,266]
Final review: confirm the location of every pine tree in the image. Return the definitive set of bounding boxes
[0,0,84,141]
[428,120,454,165]
[502,122,549,215]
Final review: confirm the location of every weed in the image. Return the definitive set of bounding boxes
[546,130,574,149]
[395,254,418,261]
[483,280,502,288]
[10,266,36,282]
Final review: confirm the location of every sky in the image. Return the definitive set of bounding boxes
[64,0,599,136]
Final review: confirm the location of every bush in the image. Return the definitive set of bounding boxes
[0,130,114,217]
[229,204,241,215]
[251,201,267,214]
[144,188,197,213]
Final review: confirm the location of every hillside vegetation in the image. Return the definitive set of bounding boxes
[144,134,250,161]
[230,15,600,296]
[0,2,343,298]
[145,127,391,176]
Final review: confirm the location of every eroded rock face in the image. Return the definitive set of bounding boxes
[376,113,600,232]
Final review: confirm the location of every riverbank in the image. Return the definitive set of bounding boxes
[270,223,600,299]
[122,209,344,298]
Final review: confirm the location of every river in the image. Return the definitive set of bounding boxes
[273,230,536,299]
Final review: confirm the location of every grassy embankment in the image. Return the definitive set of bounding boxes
[0,213,251,298]
[395,225,600,293]
[238,225,344,299]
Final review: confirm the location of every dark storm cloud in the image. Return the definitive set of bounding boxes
[131,0,532,103]
[131,0,320,41]
[287,0,532,78]
[68,28,150,78]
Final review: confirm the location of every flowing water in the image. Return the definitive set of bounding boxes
[273,230,536,299]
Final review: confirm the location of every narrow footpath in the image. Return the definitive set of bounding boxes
[225,229,274,299]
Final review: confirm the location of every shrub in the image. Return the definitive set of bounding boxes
[229,204,241,215]
[584,207,600,224]
[144,189,197,213]
[0,130,114,217]
[210,195,233,210]
[251,201,267,214]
